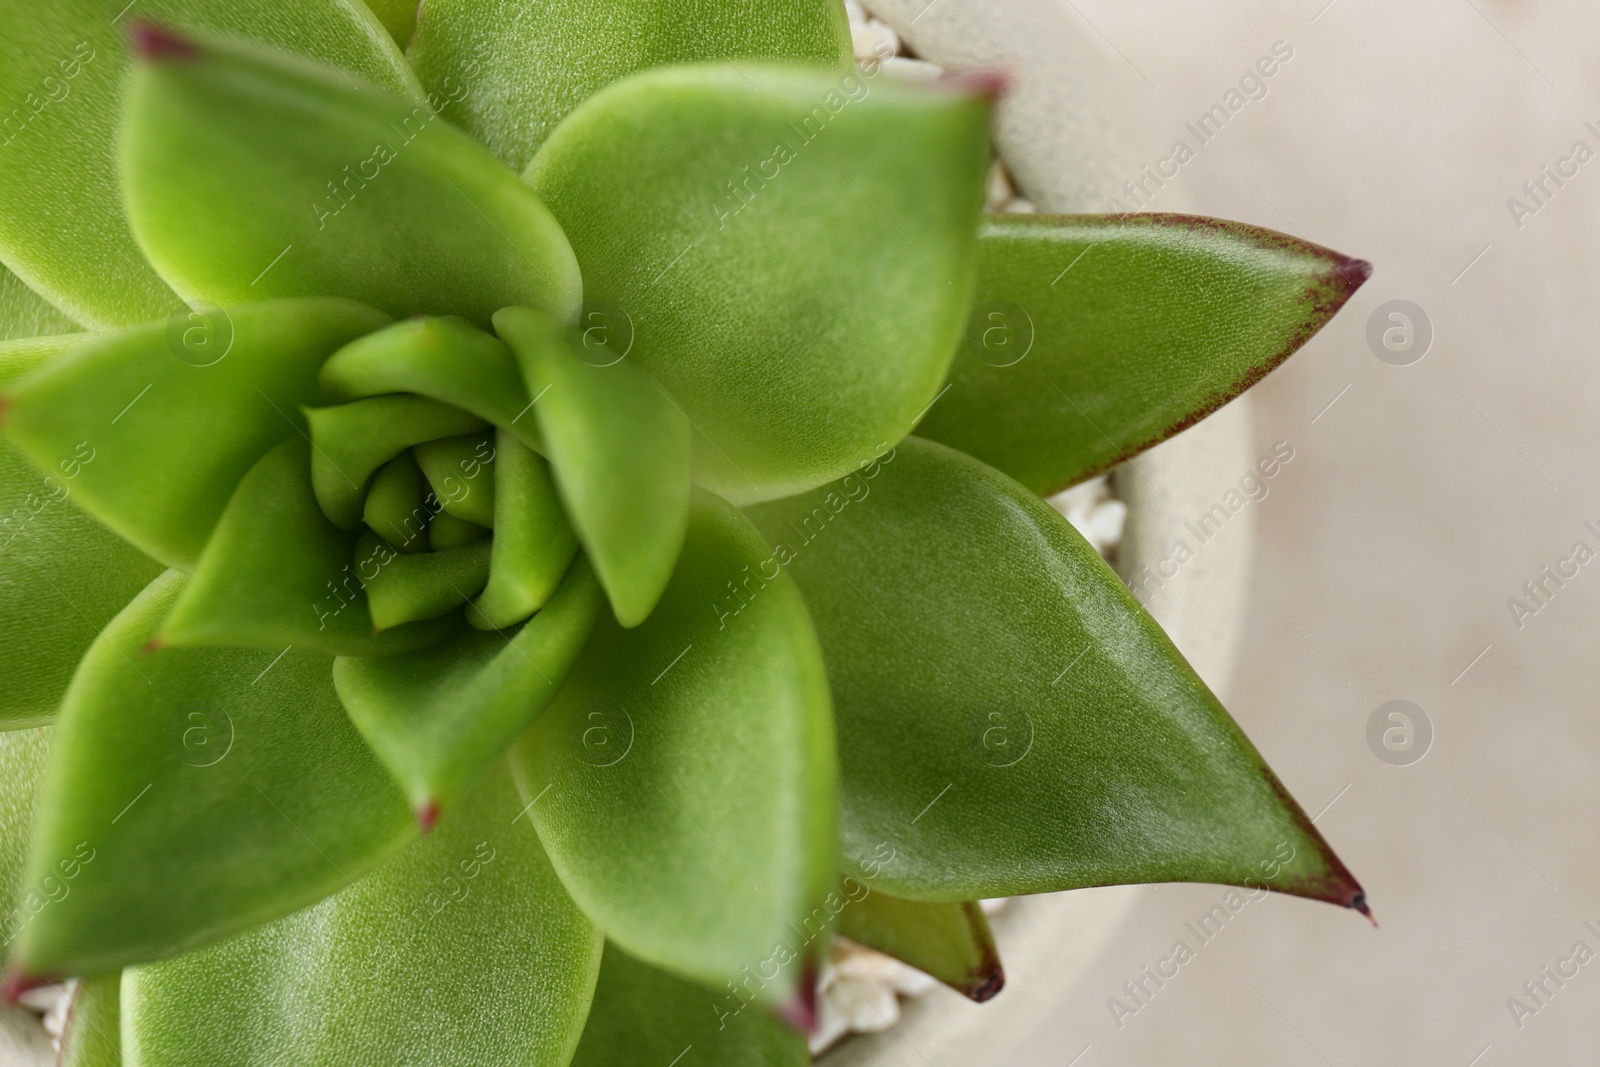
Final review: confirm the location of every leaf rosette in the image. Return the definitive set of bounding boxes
[0,3,1372,1064]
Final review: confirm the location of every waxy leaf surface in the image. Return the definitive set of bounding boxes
[410,0,850,170]
[0,0,419,328]
[14,571,415,980]
[836,892,1002,1002]
[917,214,1372,494]
[0,268,78,342]
[336,557,603,813]
[0,727,51,937]
[0,338,162,727]
[469,429,579,629]
[123,33,580,327]
[526,63,991,503]
[746,437,1366,911]
[513,490,836,999]
[123,766,601,1067]
[497,307,689,627]
[59,972,121,1067]
[570,942,808,1067]
[2,298,390,570]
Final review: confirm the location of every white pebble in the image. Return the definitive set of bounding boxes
[985,160,1017,211]
[880,56,945,83]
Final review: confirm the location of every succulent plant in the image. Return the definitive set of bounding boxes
[0,3,1373,1064]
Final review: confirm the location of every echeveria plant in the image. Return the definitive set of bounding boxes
[0,2,1372,1064]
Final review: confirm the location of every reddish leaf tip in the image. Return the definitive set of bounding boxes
[0,968,51,1004]
[0,394,10,429]
[129,22,200,62]
[141,638,164,655]
[1352,892,1377,927]
[968,965,1006,1003]
[944,68,1010,101]
[776,956,819,1034]
[416,801,440,833]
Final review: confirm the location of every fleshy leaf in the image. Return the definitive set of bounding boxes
[512,489,836,1000]
[0,0,421,329]
[362,532,491,629]
[336,556,603,815]
[745,437,1368,912]
[1,298,390,570]
[364,452,429,553]
[469,429,579,630]
[12,570,415,981]
[0,727,51,929]
[122,31,580,327]
[570,942,808,1067]
[0,267,78,342]
[305,395,487,531]
[495,307,689,628]
[409,0,850,170]
[361,0,416,46]
[60,972,121,1067]
[0,338,163,727]
[415,433,497,527]
[122,765,601,1067]
[319,316,536,445]
[916,214,1372,494]
[160,438,460,655]
[431,511,488,550]
[525,63,992,503]
[836,891,1002,1002]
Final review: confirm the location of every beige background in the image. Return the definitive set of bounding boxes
[985,0,1600,1063]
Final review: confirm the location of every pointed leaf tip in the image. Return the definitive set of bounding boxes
[0,394,10,428]
[0,967,53,1004]
[776,957,819,1034]
[416,802,440,833]
[129,23,200,62]
[1352,892,1377,926]
[970,966,1006,1004]
[945,68,1010,100]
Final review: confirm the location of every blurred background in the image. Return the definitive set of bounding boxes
[996,0,1600,1063]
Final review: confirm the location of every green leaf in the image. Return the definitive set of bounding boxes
[469,428,579,630]
[415,433,497,527]
[430,510,488,550]
[0,726,51,928]
[13,570,415,981]
[571,942,808,1067]
[409,0,850,170]
[0,0,421,329]
[306,395,487,531]
[836,892,1002,1002]
[122,31,580,328]
[160,438,460,656]
[0,338,163,727]
[0,267,78,342]
[496,307,689,628]
[524,63,993,504]
[362,532,490,629]
[364,452,430,552]
[60,972,121,1067]
[512,489,836,1000]
[745,437,1368,912]
[916,214,1373,494]
[2,298,390,570]
[336,556,603,816]
[319,316,536,445]
[122,765,601,1067]
[361,0,416,46]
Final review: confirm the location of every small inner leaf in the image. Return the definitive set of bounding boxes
[364,452,430,554]
[468,428,578,631]
[160,437,458,657]
[414,433,497,528]
[430,510,489,551]
[495,307,690,628]
[305,395,487,531]
[59,972,120,1067]
[362,532,492,631]
[336,555,603,815]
